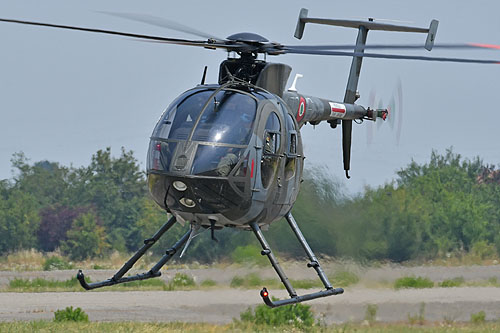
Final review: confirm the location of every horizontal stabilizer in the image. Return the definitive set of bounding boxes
[295,8,439,51]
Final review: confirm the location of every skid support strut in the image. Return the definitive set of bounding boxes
[250,221,297,298]
[77,215,191,290]
[250,214,343,308]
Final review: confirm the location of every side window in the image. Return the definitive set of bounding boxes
[263,112,281,155]
[285,114,298,181]
[148,140,178,172]
[289,134,297,154]
[264,132,280,155]
[261,112,281,188]
[286,114,297,155]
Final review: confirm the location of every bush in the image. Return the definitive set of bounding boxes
[438,277,464,288]
[470,310,486,324]
[487,277,498,286]
[9,278,33,289]
[164,273,196,291]
[9,277,80,291]
[200,279,217,287]
[53,306,89,322]
[43,256,73,271]
[239,300,315,328]
[471,241,497,260]
[394,276,434,289]
[120,278,165,288]
[230,276,244,288]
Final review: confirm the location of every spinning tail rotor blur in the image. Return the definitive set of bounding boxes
[366,79,403,146]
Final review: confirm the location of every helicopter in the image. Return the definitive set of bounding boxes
[1,8,499,308]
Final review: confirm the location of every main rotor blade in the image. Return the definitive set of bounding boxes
[284,43,500,52]
[99,11,224,41]
[0,17,236,50]
[284,48,500,64]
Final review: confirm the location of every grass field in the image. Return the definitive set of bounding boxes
[2,248,500,272]
[1,321,500,332]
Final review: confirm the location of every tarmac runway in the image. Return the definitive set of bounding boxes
[1,287,500,324]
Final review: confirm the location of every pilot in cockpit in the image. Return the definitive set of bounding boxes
[216,147,238,176]
[215,99,255,176]
[264,133,275,154]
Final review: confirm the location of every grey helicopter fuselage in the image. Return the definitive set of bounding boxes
[147,81,304,230]
[146,59,375,230]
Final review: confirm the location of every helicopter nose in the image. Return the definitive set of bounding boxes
[148,174,252,221]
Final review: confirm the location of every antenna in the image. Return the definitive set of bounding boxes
[288,74,303,91]
[200,66,208,85]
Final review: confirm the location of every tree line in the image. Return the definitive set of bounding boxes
[1,147,499,262]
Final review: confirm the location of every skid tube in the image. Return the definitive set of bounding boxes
[77,215,191,290]
[260,287,344,308]
[250,213,344,308]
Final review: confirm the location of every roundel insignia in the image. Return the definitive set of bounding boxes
[296,96,306,122]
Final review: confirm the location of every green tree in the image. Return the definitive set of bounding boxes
[60,212,108,260]
[397,149,491,254]
[0,185,40,254]
[74,147,147,251]
[10,153,73,207]
[4,146,500,263]
[355,185,430,261]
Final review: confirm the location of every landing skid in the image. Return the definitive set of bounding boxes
[77,216,191,290]
[250,213,343,308]
[76,212,343,307]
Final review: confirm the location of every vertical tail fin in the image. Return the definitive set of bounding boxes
[294,8,438,178]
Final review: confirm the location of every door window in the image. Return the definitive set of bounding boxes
[261,112,281,188]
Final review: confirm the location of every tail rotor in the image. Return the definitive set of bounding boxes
[365,79,403,146]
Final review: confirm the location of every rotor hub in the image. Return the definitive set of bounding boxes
[226,32,269,43]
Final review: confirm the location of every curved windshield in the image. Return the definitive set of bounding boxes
[153,88,257,145]
[158,90,213,140]
[192,90,256,145]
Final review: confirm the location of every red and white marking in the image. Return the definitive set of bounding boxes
[329,102,346,118]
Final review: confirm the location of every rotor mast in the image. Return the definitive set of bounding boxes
[294,8,438,178]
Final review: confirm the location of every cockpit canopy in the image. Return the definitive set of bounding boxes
[154,88,257,145]
[148,86,272,177]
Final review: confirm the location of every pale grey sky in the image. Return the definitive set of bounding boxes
[0,0,499,194]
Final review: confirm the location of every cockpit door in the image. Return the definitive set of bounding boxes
[253,100,285,203]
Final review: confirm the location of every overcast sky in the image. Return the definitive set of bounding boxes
[0,0,499,194]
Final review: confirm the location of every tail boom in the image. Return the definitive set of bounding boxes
[282,91,373,127]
